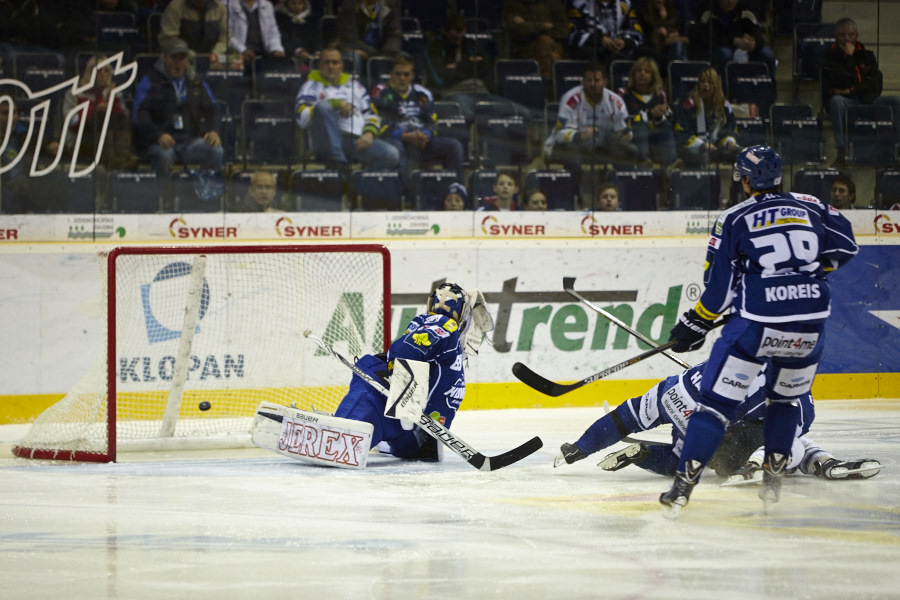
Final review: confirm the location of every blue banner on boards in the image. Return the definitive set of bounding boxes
[820,245,900,373]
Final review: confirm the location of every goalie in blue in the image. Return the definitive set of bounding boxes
[334,282,493,461]
[661,145,859,516]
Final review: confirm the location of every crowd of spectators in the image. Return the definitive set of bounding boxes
[0,0,897,214]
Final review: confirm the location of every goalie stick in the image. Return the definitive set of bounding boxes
[303,331,543,471]
[562,276,692,370]
[513,340,680,397]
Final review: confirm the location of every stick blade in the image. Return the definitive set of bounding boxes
[512,362,568,397]
[477,436,544,471]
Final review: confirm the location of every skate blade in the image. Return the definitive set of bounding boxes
[663,503,683,520]
[828,464,882,479]
[721,472,763,487]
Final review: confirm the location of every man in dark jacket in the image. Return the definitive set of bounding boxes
[132,37,223,177]
[336,0,403,74]
[821,17,900,168]
[689,0,776,83]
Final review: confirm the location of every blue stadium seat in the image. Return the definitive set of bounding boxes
[241,100,298,167]
[846,105,897,167]
[434,101,471,167]
[610,60,634,92]
[607,169,660,211]
[792,168,841,201]
[253,58,305,102]
[475,101,528,168]
[469,169,501,204]
[875,169,900,209]
[524,170,578,211]
[95,11,139,56]
[668,169,721,210]
[24,171,98,213]
[770,104,822,165]
[552,60,588,100]
[293,169,344,212]
[204,69,252,117]
[735,116,768,147]
[668,60,710,102]
[726,61,776,123]
[109,170,164,213]
[171,170,224,213]
[367,56,393,90]
[794,22,835,81]
[352,170,403,211]
[410,170,462,211]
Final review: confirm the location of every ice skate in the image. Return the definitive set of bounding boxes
[554,442,586,468]
[660,461,702,519]
[759,453,787,514]
[721,459,763,487]
[597,442,650,471]
[815,458,881,480]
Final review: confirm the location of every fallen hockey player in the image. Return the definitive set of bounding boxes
[252,282,494,468]
[554,360,880,483]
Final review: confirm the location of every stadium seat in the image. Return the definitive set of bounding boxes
[846,105,897,167]
[13,52,67,92]
[668,169,721,210]
[403,0,448,33]
[293,169,344,212]
[253,58,305,102]
[497,72,546,118]
[524,169,578,211]
[607,169,660,211]
[352,170,403,211]
[770,104,822,165]
[474,101,528,168]
[410,170,462,211]
[553,60,588,100]
[367,56,393,90]
[792,168,841,200]
[109,170,164,213]
[171,170,225,213]
[726,61,776,122]
[794,22,835,81]
[434,101,471,167]
[95,11,139,56]
[875,169,900,209]
[204,69,252,117]
[668,60,710,102]
[735,116,768,147]
[610,60,634,92]
[319,15,338,47]
[145,11,162,53]
[241,100,298,167]
[469,169,501,204]
[25,171,98,213]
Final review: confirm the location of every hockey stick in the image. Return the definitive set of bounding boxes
[562,276,692,370]
[513,340,680,397]
[303,331,543,471]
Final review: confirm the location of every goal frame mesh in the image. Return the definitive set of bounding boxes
[12,244,391,463]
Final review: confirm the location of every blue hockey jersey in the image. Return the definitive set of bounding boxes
[697,192,858,323]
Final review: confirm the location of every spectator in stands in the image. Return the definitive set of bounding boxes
[62,54,140,171]
[372,54,465,193]
[294,44,400,171]
[617,56,676,165]
[502,0,569,81]
[567,0,644,63]
[132,38,224,177]
[672,66,739,167]
[225,0,287,72]
[523,187,548,211]
[336,0,403,75]
[545,61,637,194]
[477,170,521,211]
[0,96,62,213]
[159,0,230,60]
[637,0,688,73]
[688,0,776,84]
[275,0,322,70]
[229,170,284,211]
[443,182,467,211]
[830,174,857,210]
[595,181,620,211]
[821,17,900,169]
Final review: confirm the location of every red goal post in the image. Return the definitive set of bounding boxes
[13,244,391,462]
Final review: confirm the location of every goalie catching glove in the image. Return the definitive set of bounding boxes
[669,309,716,353]
[461,288,494,356]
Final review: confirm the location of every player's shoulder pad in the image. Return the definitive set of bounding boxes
[789,191,824,207]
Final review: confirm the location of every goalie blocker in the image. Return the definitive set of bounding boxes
[252,402,373,469]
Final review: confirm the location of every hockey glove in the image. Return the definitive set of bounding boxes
[669,309,715,353]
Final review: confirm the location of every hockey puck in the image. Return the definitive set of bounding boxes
[199,401,211,411]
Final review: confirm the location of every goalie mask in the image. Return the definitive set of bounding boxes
[427,282,469,325]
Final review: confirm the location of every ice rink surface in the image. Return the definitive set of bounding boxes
[2,400,899,600]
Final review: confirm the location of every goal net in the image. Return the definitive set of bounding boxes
[13,244,391,462]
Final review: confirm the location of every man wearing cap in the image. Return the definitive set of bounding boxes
[133,37,224,178]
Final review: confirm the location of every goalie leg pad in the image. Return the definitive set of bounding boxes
[252,402,373,469]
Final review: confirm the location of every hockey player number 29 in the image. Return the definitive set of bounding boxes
[750,231,819,272]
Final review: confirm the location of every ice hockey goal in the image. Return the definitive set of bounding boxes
[13,244,391,462]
